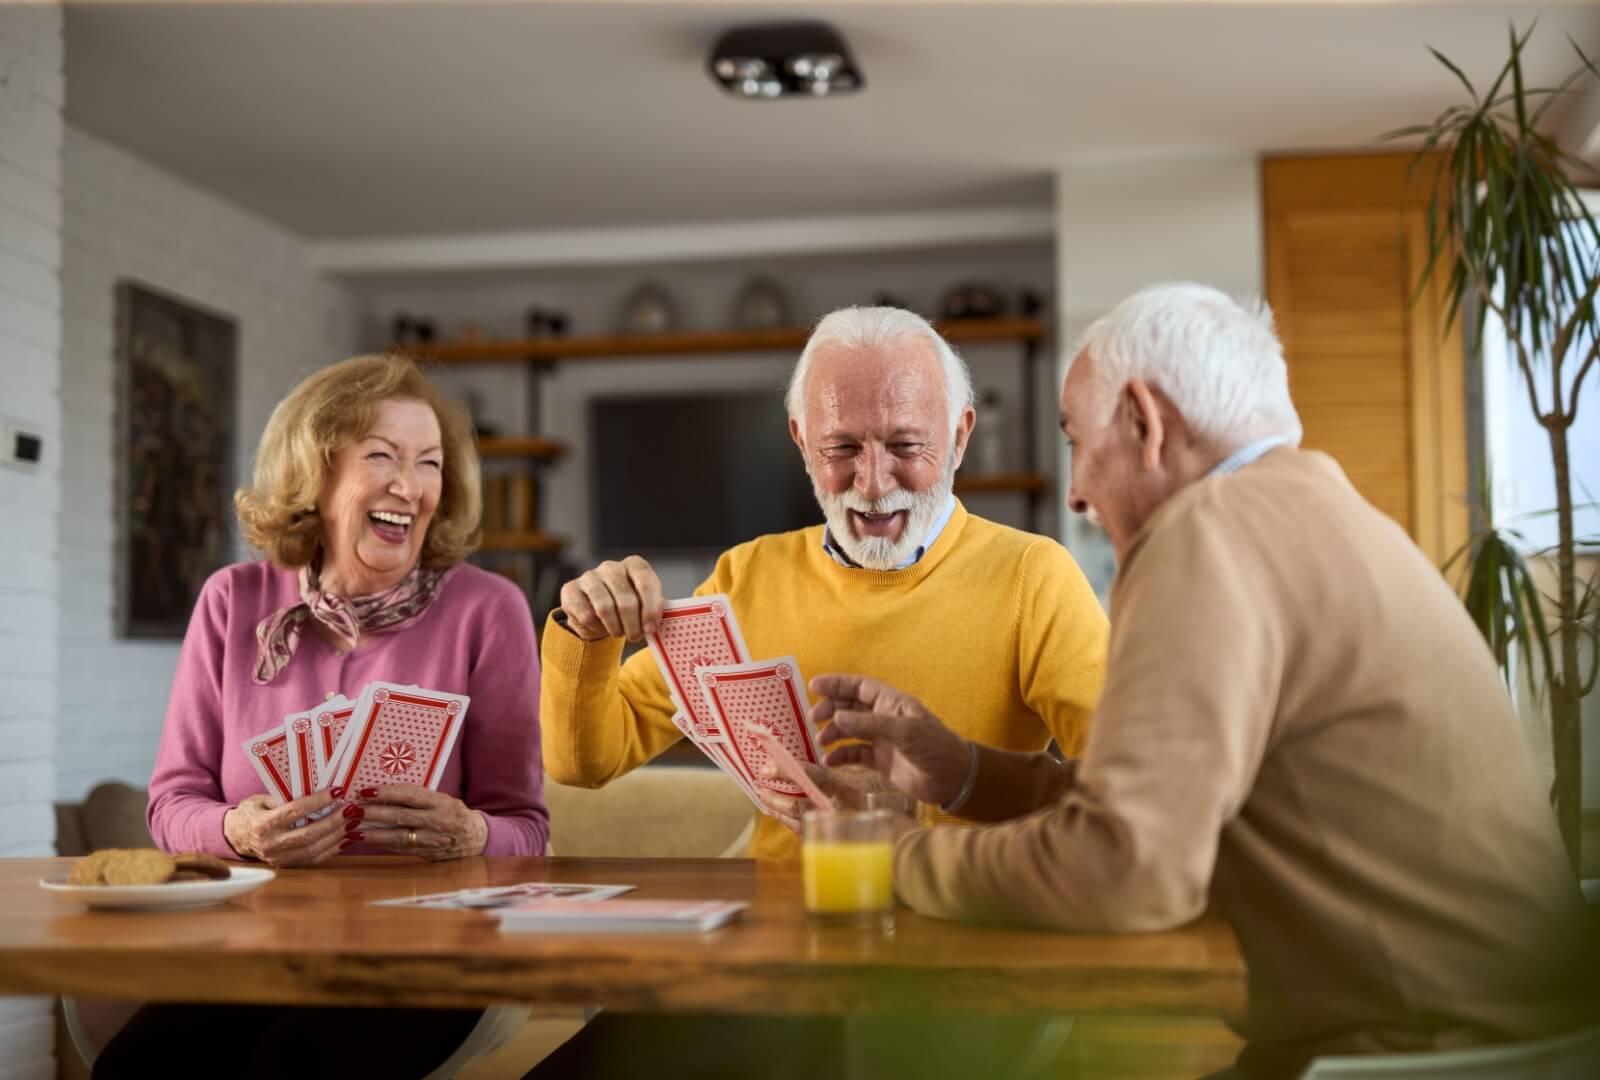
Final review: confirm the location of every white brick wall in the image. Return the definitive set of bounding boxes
[58,126,360,800]
[0,3,62,1074]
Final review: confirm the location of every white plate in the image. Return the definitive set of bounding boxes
[40,866,275,911]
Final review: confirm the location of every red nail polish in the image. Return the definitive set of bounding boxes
[339,836,358,850]
[344,831,364,844]
[329,785,345,799]
[342,804,362,819]
[344,818,361,832]
[358,787,378,799]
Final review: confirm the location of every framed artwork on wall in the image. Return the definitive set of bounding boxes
[115,281,238,639]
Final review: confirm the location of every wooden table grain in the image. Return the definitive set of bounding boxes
[0,856,1245,1017]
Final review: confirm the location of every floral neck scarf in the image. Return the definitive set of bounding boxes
[253,558,457,684]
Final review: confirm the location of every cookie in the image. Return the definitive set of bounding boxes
[102,849,176,886]
[68,849,121,886]
[172,853,231,880]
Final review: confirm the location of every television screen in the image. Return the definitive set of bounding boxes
[590,392,821,556]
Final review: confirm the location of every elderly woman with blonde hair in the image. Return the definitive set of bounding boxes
[98,355,547,1077]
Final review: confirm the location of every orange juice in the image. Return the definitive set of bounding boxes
[802,840,893,913]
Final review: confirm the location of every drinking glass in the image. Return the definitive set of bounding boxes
[859,789,918,819]
[802,809,895,930]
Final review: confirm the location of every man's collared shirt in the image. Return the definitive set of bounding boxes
[822,493,958,569]
[1210,435,1291,478]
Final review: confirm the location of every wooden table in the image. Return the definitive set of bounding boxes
[0,856,1245,1017]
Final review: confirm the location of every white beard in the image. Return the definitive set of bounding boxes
[813,470,954,571]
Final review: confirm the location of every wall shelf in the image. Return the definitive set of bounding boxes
[477,435,566,461]
[479,530,566,554]
[953,471,1046,494]
[406,317,1044,364]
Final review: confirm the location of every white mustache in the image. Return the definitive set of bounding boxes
[1084,504,1104,528]
[835,489,918,515]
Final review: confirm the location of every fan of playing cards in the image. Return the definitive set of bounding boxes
[646,595,823,814]
[241,681,470,806]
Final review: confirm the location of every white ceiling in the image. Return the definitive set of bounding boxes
[63,1,1600,241]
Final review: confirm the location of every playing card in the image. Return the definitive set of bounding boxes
[371,882,635,910]
[241,722,294,806]
[669,711,769,813]
[646,594,751,736]
[696,657,819,799]
[285,709,320,799]
[312,695,356,788]
[329,682,470,797]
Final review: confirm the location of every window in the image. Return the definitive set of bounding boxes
[1481,215,1600,552]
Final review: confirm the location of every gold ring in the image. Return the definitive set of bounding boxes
[406,829,418,848]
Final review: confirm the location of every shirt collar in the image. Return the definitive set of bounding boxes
[821,493,958,569]
[1209,436,1290,478]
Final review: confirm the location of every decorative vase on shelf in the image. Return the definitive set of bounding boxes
[526,306,571,338]
[972,389,1009,474]
[731,277,791,329]
[465,391,499,439]
[940,284,1006,321]
[618,282,678,335]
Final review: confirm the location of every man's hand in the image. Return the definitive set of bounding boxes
[223,789,361,866]
[358,785,489,861]
[755,762,899,836]
[558,555,664,642]
[809,674,973,809]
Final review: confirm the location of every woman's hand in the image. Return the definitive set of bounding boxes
[357,785,488,860]
[223,789,363,867]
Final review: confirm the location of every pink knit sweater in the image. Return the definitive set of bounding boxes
[147,561,549,858]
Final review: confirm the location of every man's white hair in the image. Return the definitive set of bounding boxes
[1071,283,1302,447]
[785,306,974,439]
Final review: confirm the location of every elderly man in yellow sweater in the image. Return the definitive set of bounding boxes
[540,305,1109,861]
[527,306,1108,1080]
[798,284,1594,1080]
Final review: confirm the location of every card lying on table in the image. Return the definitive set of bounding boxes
[497,899,748,934]
[373,882,634,910]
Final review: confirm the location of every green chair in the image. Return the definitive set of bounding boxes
[1298,1025,1600,1079]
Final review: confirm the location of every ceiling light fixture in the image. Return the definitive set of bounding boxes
[708,21,864,100]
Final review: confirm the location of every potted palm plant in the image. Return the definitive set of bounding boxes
[1392,24,1599,870]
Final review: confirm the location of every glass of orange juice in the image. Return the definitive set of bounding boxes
[802,809,895,930]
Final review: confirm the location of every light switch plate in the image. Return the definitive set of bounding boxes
[0,419,44,472]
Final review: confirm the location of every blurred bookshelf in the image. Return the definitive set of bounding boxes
[408,317,1044,364]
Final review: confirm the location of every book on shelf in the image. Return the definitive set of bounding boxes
[507,474,537,533]
[482,473,509,533]
[496,898,748,934]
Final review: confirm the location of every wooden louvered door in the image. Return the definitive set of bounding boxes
[1263,154,1469,566]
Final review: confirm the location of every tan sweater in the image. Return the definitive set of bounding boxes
[895,450,1593,1079]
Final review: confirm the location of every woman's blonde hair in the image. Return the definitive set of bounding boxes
[235,354,481,569]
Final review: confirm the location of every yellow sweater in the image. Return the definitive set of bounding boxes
[540,502,1109,860]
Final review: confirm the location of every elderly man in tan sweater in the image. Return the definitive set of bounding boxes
[806,283,1594,1079]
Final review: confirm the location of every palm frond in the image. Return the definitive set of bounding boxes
[1429,45,1480,101]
